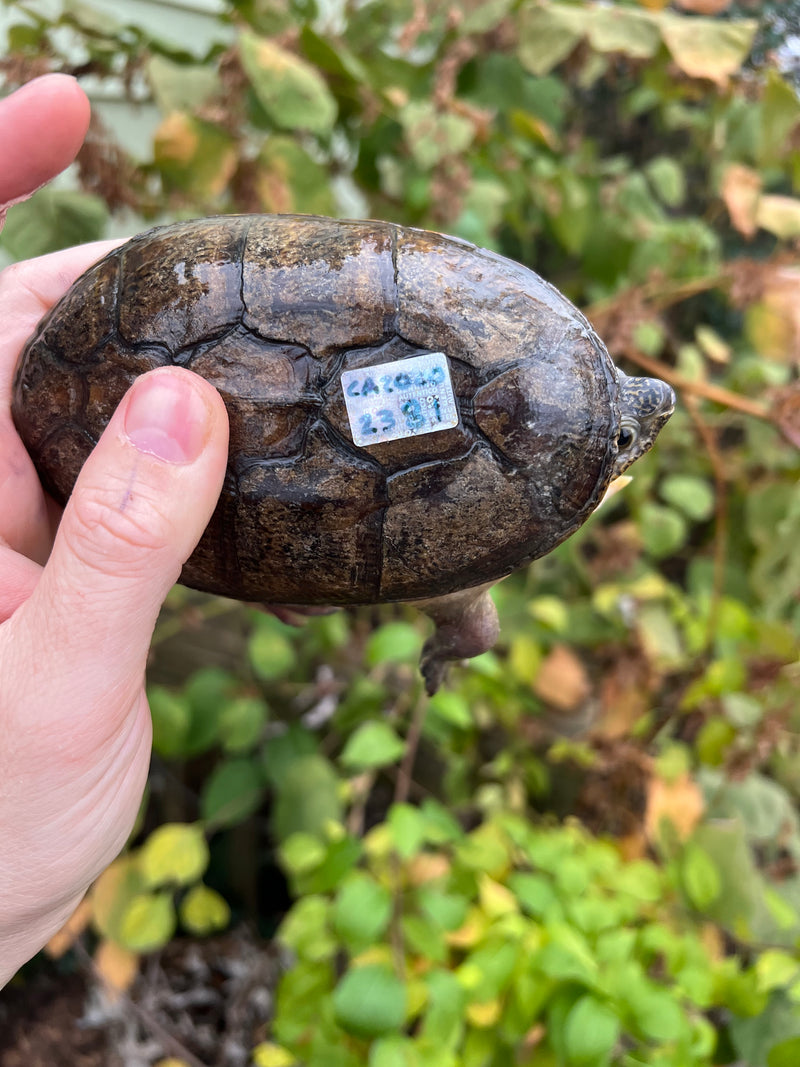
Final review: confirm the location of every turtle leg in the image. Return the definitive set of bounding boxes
[413,582,500,695]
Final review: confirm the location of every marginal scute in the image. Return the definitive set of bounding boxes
[41,253,119,364]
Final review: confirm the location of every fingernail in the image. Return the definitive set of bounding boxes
[124,371,210,464]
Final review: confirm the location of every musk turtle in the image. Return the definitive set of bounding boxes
[12,214,674,692]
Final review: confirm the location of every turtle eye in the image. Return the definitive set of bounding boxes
[618,422,639,451]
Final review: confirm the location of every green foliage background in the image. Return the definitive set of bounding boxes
[2,0,800,1063]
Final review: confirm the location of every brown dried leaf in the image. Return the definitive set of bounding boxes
[598,652,652,738]
[94,938,140,997]
[534,644,591,712]
[45,896,93,958]
[645,772,705,842]
[721,163,762,237]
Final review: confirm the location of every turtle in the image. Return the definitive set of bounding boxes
[12,214,675,693]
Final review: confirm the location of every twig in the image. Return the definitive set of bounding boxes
[394,688,429,807]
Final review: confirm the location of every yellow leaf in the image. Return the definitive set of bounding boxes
[46,896,93,958]
[153,111,198,164]
[252,1043,297,1067]
[756,195,800,239]
[119,892,176,953]
[658,13,757,85]
[90,855,145,943]
[645,772,705,843]
[94,938,139,997]
[179,884,231,935]
[478,874,519,918]
[446,906,488,948]
[721,163,761,237]
[466,999,502,1028]
[139,823,209,889]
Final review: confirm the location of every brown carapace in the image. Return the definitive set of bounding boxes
[12,215,674,692]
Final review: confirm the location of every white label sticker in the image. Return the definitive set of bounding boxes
[341,352,459,447]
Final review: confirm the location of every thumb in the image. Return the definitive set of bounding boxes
[20,366,229,717]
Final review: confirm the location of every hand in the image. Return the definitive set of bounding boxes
[0,75,230,984]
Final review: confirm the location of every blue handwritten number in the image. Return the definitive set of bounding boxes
[377,409,395,432]
[360,413,377,436]
[402,398,424,431]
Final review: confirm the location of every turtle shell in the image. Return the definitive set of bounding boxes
[12,214,620,605]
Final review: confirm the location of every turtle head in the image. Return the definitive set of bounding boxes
[613,370,675,477]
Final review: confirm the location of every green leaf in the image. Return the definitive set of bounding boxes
[219,695,269,754]
[201,757,264,828]
[179,884,231,935]
[146,54,221,113]
[148,685,190,758]
[332,873,393,952]
[271,754,343,841]
[184,667,234,757]
[365,621,424,667]
[769,1036,800,1067]
[249,618,298,680]
[427,690,473,730]
[399,101,475,170]
[139,823,209,889]
[681,842,721,911]
[1,188,108,259]
[563,995,621,1066]
[240,31,337,135]
[660,474,714,523]
[586,6,660,58]
[340,721,406,771]
[518,2,584,76]
[645,157,686,208]
[627,983,688,1044]
[119,891,176,953]
[279,832,328,879]
[389,803,426,859]
[262,724,318,790]
[333,964,408,1038]
[640,503,688,558]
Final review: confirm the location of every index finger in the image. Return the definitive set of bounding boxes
[0,74,90,216]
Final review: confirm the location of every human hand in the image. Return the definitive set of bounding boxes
[0,75,230,984]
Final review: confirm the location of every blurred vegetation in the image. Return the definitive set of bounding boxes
[2,0,800,1063]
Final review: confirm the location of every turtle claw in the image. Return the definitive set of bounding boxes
[414,582,500,695]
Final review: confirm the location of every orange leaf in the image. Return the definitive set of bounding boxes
[45,896,93,958]
[721,164,762,237]
[645,772,704,843]
[534,644,591,712]
[94,938,139,997]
